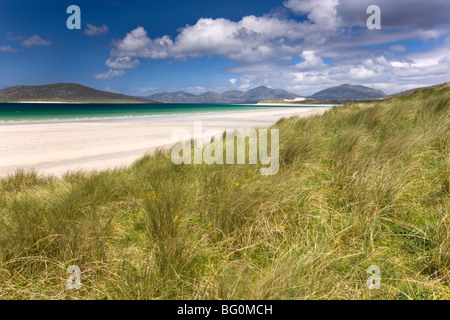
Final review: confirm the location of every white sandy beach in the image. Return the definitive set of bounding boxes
[0,106,332,177]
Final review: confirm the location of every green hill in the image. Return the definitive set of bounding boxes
[0,83,157,103]
[0,83,448,299]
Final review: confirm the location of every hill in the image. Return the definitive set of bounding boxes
[146,86,299,104]
[309,84,386,100]
[0,83,449,299]
[0,83,156,103]
[383,83,448,100]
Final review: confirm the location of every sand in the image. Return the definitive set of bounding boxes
[0,106,332,177]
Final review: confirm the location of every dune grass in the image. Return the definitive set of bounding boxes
[0,83,448,300]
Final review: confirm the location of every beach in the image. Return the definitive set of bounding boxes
[0,106,332,177]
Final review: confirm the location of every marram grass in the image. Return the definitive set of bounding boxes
[0,83,449,300]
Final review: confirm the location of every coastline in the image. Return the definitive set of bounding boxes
[0,106,332,177]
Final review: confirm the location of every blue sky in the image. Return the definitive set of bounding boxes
[0,0,449,96]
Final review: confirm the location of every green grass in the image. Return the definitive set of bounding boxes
[0,83,449,300]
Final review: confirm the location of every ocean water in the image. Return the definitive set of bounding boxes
[0,103,333,123]
[0,103,273,122]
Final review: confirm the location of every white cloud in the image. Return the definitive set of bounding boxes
[93,69,125,80]
[295,51,327,70]
[22,35,51,47]
[169,16,307,61]
[391,61,411,68]
[349,66,377,80]
[0,45,18,53]
[108,17,308,64]
[284,0,340,30]
[85,23,109,36]
[228,78,237,85]
[106,56,140,69]
[111,27,173,59]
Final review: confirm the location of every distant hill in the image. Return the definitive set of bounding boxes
[382,83,448,100]
[0,83,157,103]
[145,86,299,104]
[309,84,386,100]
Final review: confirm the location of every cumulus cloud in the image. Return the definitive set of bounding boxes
[0,45,18,53]
[93,69,125,80]
[348,66,377,80]
[22,35,51,47]
[110,27,173,59]
[169,16,307,61]
[85,23,109,36]
[108,17,308,65]
[295,51,327,70]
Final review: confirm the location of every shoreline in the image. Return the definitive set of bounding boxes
[0,106,332,177]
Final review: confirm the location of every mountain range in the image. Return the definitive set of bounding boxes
[146,84,386,103]
[145,86,299,104]
[0,83,388,104]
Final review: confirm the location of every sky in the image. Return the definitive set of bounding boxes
[0,0,449,96]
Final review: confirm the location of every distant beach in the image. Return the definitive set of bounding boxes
[0,104,333,176]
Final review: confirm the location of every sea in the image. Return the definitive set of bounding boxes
[0,103,330,122]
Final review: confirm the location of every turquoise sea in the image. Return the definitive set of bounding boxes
[0,103,330,122]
